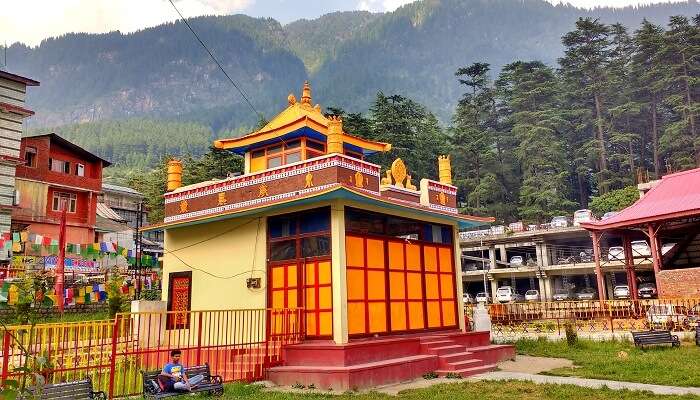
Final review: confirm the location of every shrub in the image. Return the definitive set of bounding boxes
[422,371,439,379]
[106,273,127,318]
[564,321,578,346]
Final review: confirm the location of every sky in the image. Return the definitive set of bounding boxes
[0,0,689,47]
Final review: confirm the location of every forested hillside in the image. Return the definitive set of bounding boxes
[132,13,699,225]
[6,0,698,129]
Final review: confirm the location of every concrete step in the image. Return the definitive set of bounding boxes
[420,339,455,347]
[436,363,496,377]
[424,344,465,355]
[463,344,516,364]
[438,351,475,364]
[439,358,484,371]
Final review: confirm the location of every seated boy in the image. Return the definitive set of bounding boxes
[159,349,204,392]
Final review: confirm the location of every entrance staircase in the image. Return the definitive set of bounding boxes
[266,331,514,390]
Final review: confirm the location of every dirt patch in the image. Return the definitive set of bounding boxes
[497,355,574,374]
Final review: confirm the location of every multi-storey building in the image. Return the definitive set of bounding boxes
[0,70,39,255]
[12,133,111,244]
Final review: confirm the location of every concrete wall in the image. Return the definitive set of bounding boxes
[161,215,268,311]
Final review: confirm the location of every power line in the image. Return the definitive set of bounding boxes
[167,0,262,120]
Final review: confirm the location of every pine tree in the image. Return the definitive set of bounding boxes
[559,18,614,194]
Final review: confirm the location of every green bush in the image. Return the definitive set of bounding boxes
[589,186,639,216]
[564,321,577,346]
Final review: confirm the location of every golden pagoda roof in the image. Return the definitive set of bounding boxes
[214,81,391,155]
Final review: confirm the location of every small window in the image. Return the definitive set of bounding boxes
[267,156,282,168]
[52,192,77,213]
[286,140,301,149]
[49,158,69,174]
[25,146,37,168]
[306,140,325,152]
[269,239,296,261]
[268,145,283,154]
[251,149,265,159]
[301,236,331,257]
[76,163,85,177]
[286,151,301,164]
[63,161,70,174]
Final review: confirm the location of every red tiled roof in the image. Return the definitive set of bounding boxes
[582,167,700,230]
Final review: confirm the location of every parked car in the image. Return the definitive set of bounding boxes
[508,222,524,232]
[525,289,540,302]
[601,211,619,220]
[491,225,505,235]
[637,283,657,299]
[475,292,490,303]
[552,288,573,301]
[576,287,597,300]
[551,216,569,228]
[573,209,594,226]
[646,304,689,330]
[608,246,625,262]
[661,242,677,255]
[496,286,524,303]
[509,256,524,267]
[631,240,651,257]
[613,285,631,299]
[462,293,475,304]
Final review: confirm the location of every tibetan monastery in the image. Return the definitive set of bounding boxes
[146,82,513,389]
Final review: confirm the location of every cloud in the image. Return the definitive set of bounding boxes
[0,0,252,47]
[357,0,414,12]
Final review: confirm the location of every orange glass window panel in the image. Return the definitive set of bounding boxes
[438,247,453,272]
[406,244,421,271]
[423,246,438,272]
[305,263,316,286]
[388,242,405,270]
[272,290,284,308]
[425,274,439,300]
[408,302,425,330]
[319,312,332,336]
[368,302,387,333]
[305,288,316,309]
[367,270,386,300]
[306,312,317,336]
[287,264,297,287]
[442,301,456,326]
[319,286,332,309]
[427,300,441,328]
[406,272,423,300]
[250,154,266,173]
[318,261,331,285]
[271,267,285,289]
[348,302,366,335]
[287,289,298,308]
[347,269,365,301]
[346,236,365,267]
[390,302,407,331]
[440,274,455,299]
[366,239,385,269]
[389,271,405,300]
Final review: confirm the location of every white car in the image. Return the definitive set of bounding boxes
[524,289,540,302]
[509,256,524,267]
[475,292,490,303]
[601,211,619,220]
[637,283,657,299]
[608,246,625,262]
[631,240,651,257]
[551,216,569,228]
[613,285,631,299]
[496,286,523,303]
[573,209,593,226]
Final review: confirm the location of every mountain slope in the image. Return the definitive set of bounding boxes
[6,0,698,129]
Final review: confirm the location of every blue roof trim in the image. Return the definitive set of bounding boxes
[228,126,380,156]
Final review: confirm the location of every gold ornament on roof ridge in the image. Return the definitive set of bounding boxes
[301,81,312,105]
[390,158,408,188]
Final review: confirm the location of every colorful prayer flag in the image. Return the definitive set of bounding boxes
[12,232,20,243]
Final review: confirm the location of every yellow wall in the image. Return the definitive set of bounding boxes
[161,216,268,311]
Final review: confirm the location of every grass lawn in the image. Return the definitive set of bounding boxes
[516,338,700,387]
[210,381,700,400]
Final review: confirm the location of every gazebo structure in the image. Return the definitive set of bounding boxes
[581,168,700,300]
[144,82,514,389]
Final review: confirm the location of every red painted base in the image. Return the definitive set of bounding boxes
[267,331,515,390]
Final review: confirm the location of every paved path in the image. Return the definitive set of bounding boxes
[472,371,700,397]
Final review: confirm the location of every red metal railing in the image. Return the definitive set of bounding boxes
[0,308,303,398]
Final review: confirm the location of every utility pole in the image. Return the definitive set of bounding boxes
[134,201,143,299]
[481,238,489,301]
[55,207,67,314]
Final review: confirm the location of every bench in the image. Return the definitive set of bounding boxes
[27,378,105,399]
[142,363,224,399]
[632,330,680,348]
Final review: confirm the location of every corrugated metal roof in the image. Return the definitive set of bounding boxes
[583,167,700,230]
[97,202,126,222]
[102,183,144,197]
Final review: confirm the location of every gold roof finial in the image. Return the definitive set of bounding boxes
[301,81,312,105]
[288,93,297,106]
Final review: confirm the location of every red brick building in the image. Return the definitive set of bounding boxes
[12,133,111,245]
